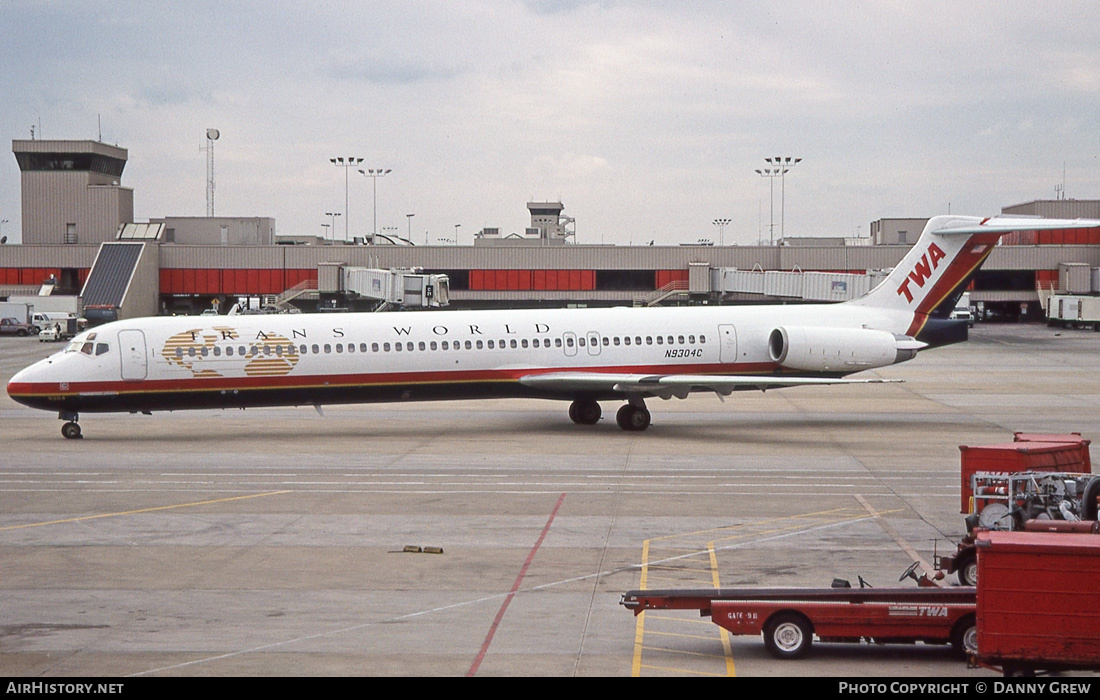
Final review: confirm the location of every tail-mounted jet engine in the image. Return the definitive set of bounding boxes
[768,326,924,373]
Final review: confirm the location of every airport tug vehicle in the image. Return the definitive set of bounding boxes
[620,564,976,660]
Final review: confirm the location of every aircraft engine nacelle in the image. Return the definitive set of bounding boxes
[768,326,921,372]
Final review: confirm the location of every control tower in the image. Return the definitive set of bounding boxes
[526,201,574,242]
[12,139,134,245]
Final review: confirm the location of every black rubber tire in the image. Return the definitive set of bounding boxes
[958,557,978,587]
[616,404,651,432]
[954,550,981,589]
[1081,477,1100,522]
[61,422,82,440]
[763,612,813,659]
[569,399,601,425]
[951,614,977,658]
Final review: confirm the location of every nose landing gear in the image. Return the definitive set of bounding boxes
[59,411,82,440]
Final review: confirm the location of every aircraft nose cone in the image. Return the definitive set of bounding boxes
[7,363,34,392]
[7,358,55,409]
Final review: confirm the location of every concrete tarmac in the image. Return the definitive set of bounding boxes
[1,323,1098,677]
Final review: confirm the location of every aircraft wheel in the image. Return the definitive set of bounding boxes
[61,422,82,440]
[616,404,651,432]
[763,612,813,659]
[569,399,601,425]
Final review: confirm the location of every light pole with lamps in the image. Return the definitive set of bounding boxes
[754,168,781,245]
[454,223,461,245]
[330,157,362,242]
[765,156,800,239]
[712,218,731,246]
[406,213,416,242]
[358,168,391,242]
[324,212,341,243]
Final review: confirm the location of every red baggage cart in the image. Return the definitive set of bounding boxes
[975,530,1100,675]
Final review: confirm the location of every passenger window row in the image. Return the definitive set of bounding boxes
[173,333,707,359]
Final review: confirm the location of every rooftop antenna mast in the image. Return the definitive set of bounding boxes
[205,128,220,216]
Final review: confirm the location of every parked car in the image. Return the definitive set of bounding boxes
[0,317,33,336]
[38,325,64,342]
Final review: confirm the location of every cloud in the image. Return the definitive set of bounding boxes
[2,1,1098,245]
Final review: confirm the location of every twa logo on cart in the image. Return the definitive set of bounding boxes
[887,605,948,618]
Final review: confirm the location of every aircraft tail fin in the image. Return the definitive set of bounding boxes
[850,215,1100,345]
[853,215,1100,315]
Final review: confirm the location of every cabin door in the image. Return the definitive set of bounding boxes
[718,324,738,364]
[119,329,148,380]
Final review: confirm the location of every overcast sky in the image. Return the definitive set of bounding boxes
[2,1,1098,246]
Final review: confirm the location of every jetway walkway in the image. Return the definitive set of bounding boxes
[634,268,887,307]
[342,267,449,309]
[712,267,887,303]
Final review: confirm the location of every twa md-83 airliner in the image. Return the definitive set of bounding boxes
[9,215,1099,439]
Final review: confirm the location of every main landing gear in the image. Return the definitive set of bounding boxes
[568,398,652,431]
[59,411,82,440]
[568,398,601,425]
[615,403,651,432]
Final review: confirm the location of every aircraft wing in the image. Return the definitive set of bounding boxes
[518,371,899,400]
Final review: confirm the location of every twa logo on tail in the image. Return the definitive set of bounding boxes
[896,242,946,303]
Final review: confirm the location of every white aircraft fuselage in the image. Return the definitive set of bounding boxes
[9,215,1099,437]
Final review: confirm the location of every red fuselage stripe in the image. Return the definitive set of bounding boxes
[8,361,782,398]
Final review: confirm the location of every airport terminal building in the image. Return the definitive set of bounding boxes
[3,138,1099,321]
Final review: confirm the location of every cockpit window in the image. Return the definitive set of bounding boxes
[64,335,108,356]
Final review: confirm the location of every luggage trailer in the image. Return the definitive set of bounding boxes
[974,530,1100,676]
[620,579,976,660]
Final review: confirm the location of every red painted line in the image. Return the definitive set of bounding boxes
[466,492,565,677]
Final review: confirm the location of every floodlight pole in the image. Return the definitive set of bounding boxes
[330,156,363,242]
[324,212,341,243]
[765,156,801,239]
[712,218,731,246]
[358,168,392,243]
[755,168,780,245]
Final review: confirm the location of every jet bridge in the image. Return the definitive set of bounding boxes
[342,267,449,310]
[711,268,887,302]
